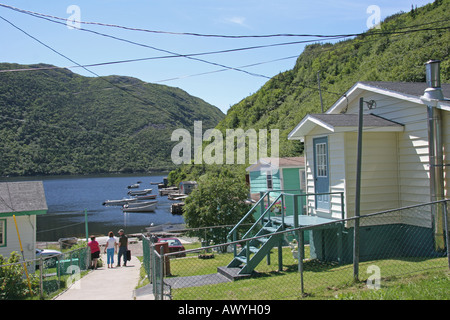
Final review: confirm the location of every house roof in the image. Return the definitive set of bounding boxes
[0,181,48,216]
[246,157,305,172]
[327,81,450,114]
[288,113,404,141]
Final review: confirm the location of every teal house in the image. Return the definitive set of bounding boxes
[246,157,305,200]
[246,157,307,242]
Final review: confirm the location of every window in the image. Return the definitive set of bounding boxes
[0,219,5,247]
[315,142,328,177]
[266,171,273,189]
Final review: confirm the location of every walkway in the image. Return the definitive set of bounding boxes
[54,248,152,300]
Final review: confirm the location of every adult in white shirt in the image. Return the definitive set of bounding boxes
[104,231,118,268]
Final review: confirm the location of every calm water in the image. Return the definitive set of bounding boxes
[4,174,185,241]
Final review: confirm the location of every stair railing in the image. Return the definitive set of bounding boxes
[228,190,278,256]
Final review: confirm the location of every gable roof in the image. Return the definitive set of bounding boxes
[288,113,404,141]
[327,81,450,114]
[246,157,305,172]
[0,181,48,216]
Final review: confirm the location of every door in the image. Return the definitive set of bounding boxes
[313,137,330,210]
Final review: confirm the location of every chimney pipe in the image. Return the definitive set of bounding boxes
[424,59,446,252]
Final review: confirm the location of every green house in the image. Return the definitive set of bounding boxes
[246,157,307,241]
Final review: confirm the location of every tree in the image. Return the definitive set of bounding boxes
[183,168,253,251]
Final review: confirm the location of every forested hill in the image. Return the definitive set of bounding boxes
[216,0,449,157]
[0,63,224,176]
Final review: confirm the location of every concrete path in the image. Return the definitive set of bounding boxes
[54,251,151,300]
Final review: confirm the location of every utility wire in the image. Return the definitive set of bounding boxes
[0,14,182,121]
[1,3,449,39]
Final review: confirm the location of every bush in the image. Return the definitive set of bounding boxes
[0,251,38,300]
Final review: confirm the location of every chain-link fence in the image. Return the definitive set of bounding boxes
[0,247,90,300]
[143,200,449,300]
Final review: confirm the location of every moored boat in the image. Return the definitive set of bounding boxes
[128,188,152,196]
[135,194,157,200]
[122,202,157,212]
[103,198,139,206]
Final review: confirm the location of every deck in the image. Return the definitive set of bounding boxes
[270,214,340,229]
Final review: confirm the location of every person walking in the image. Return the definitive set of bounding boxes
[104,231,117,268]
[87,236,101,270]
[117,229,128,267]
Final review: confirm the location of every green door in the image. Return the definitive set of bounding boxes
[282,168,303,216]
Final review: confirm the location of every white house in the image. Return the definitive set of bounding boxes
[288,60,450,261]
[0,181,48,261]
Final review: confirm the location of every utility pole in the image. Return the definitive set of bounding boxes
[318,71,324,113]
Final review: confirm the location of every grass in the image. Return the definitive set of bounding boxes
[157,243,449,300]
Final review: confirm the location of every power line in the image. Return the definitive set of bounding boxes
[0,15,182,121]
[1,3,449,39]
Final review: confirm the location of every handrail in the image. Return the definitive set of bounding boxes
[242,193,283,240]
[228,190,270,240]
[227,189,304,240]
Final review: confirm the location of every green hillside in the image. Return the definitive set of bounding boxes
[0,63,224,176]
[217,0,450,157]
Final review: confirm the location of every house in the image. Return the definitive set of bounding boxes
[178,181,197,195]
[246,157,305,200]
[246,157,306,232]
[288,60,450,262]
[0,181,48,261]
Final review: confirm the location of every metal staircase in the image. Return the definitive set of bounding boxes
[227,220,284,275]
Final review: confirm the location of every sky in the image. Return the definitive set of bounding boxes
[0,0,435,114]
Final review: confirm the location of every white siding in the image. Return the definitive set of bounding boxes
[344,131,400,218]
[0,215,36,261]
[344,92,431,208]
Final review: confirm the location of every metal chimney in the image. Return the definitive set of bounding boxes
[424,59,446,252]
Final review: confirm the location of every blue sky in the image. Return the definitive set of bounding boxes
[0,0,434,113]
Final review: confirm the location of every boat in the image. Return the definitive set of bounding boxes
[127,184,140,189]
[128,188,152,196]
[103,198,139,206]
[135,194,157,200]
[123,200,157,208]
[159,187,179,196]
[122,202,157,212]
[167,193,187,200]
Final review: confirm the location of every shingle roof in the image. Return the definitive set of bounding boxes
[246,157,305,172]
[0,181,48,214]
[360,81,450,100]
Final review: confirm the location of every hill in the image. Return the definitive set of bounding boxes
[0,63,224,176]
[216,0,450,157]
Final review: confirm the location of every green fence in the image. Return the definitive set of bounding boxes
[0,247,90,300]
[143,200,449,300]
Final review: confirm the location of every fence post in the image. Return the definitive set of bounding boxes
[297,230,304,296]
[39,256,44,300]
[160,245,165,300]
[443,201,450,270]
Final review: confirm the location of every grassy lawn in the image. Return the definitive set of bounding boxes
[160,243,449,300]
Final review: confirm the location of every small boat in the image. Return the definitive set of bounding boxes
[135,194,157,200]
[127,184,140,189]
[123,200,157,209]
[128,188,152,196]
[159,187,179,196]
[122,202,157,212]
[103,198,139,206]
[167,193,187,200]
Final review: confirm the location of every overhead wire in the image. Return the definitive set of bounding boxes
[1,3,449,39]
[0,14,184,121]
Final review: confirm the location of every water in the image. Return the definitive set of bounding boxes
[5,174,184,241]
